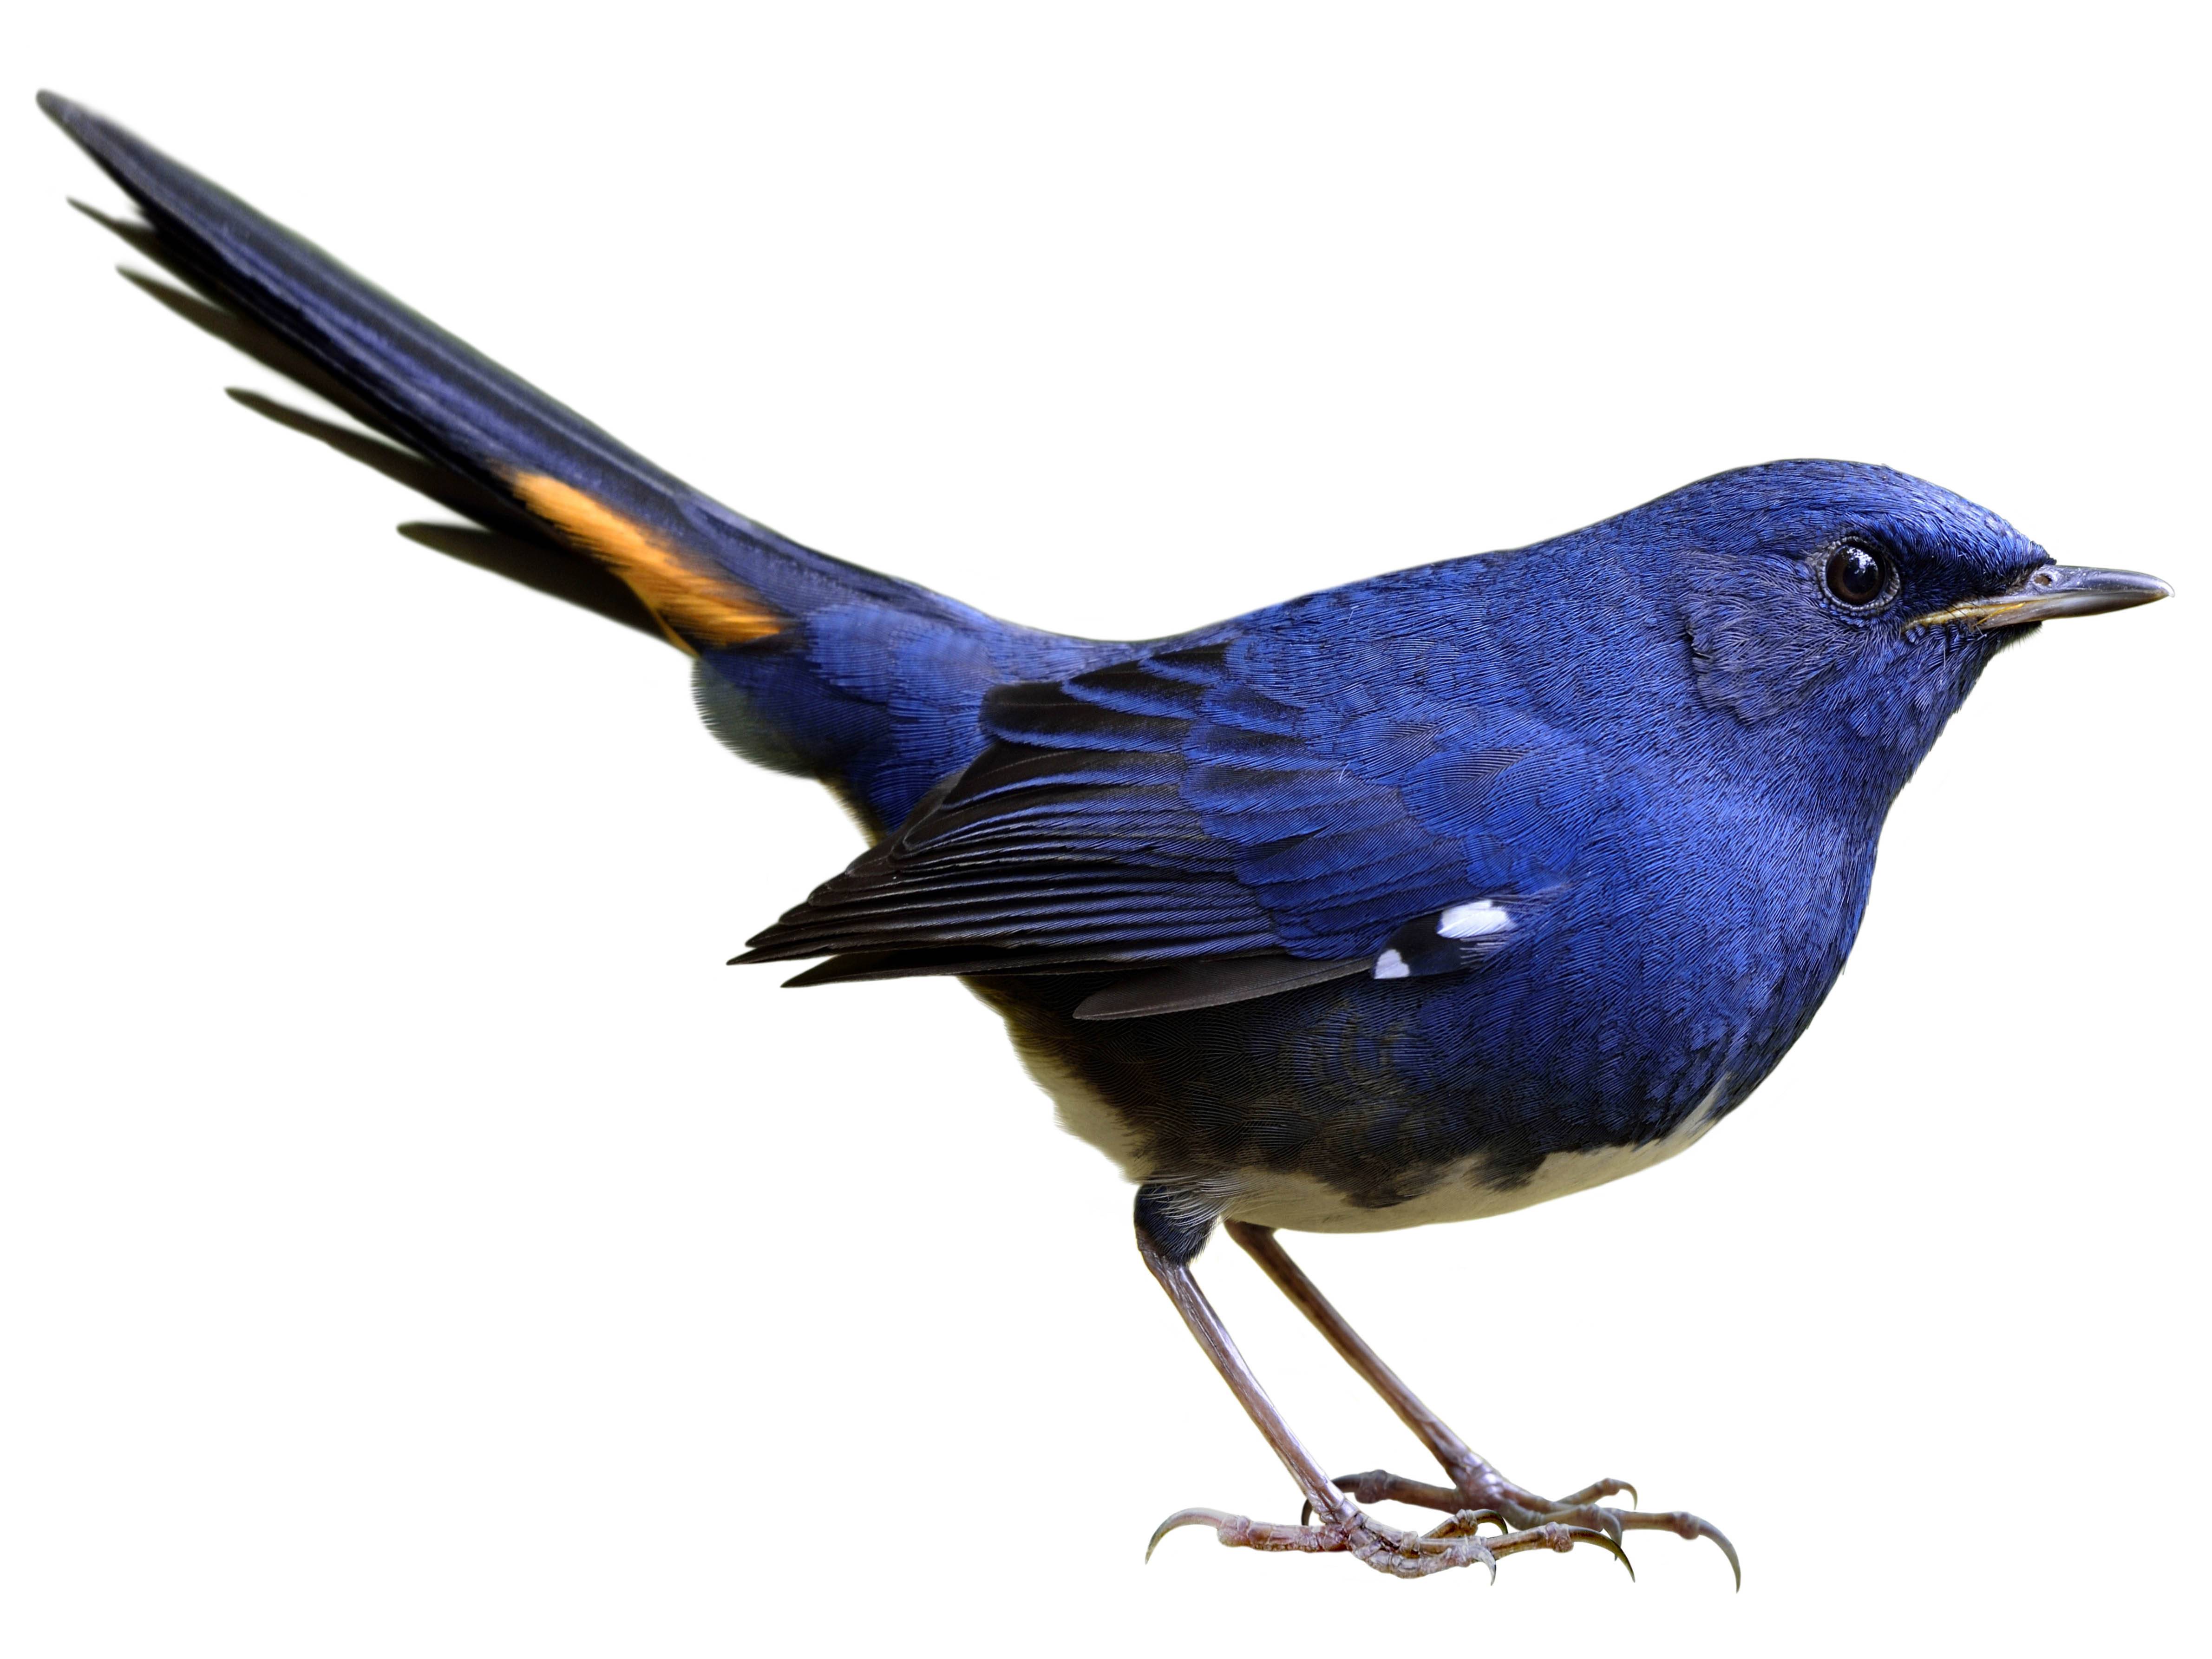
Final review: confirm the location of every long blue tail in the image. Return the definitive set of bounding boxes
[42,92,1100,834]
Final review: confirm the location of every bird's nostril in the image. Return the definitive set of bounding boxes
[2032,569,2057,587]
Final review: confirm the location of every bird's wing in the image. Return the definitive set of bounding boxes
[739,641,1577,1017]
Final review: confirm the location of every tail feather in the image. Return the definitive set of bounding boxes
[224,388,665,638]
[42,92,1093,833]
[104,248,665,638]
[41,92,964,645]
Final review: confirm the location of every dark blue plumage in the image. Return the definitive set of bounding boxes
[735,464,2059,1246]
[43,92,2169,1584]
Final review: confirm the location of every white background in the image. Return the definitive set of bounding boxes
[5,4,2206,1653]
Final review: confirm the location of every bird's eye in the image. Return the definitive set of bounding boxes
[1823,541,1891,609]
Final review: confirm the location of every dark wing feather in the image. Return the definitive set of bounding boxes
[1069,955,1373,1020]
[740,646,1486,991]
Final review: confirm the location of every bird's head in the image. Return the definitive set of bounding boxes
[1580,459,2173,818]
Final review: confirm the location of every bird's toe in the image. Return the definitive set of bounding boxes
[1283,1460,1734,1585]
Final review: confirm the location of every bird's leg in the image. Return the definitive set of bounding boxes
[1223,1219,1740,1586]
[1221,1219,1567,1520]
[1136,1192,1626,1580]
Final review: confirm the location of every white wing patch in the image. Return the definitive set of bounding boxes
[1373,895,1527,980]
[1437,899,1512,939]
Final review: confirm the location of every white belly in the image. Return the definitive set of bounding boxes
[1012,1037,1152,1179]
[1010,1020,1730,1234]
[1216,1094,1725,1232]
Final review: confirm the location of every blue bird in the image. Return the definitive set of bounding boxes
[42,92,2171,1586]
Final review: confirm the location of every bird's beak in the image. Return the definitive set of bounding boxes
[1909,564,2173,631]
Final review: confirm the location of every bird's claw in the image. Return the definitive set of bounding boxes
[1555,1476,1638,1509]
[1423,1507,1512,1538]
[1618,1508,1740,1590]
[1147,1502,1636,1582]
[1296,1464,1735,1587]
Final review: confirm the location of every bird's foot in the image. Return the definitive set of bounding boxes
[1147,1502,1629,1581]
[1312,1464,1739,1587]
